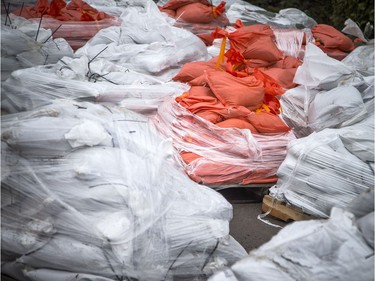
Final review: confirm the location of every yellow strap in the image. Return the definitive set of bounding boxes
[215,37,226,70]
[212,7,217,18]
[255,104,271,114]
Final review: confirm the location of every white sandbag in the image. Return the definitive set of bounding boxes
[1,63,189,114]
[25,268,116,281]
[1,16,73,82]
[275,128,374,217]
[342,44,375,76]
[357,212,374,249]
[75,0,208,79]
[2,101,247,281]
[209,207,374,281]
[307,85,365,131]
[293,43,355,90]
[342,18,369,43]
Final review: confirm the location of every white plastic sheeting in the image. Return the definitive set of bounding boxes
[1,100,247,281]
[75,0,208,80]
[1,57,189,114]
[280,43,374,138]
[225,1,316,28]
[272,117,374,218]
[1,15,73,81]
[208,205,374,281]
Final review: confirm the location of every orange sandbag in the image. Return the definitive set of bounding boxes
[312,24,355,52]
[273,56,302,69]
[247,111,290,133]
[216,118,258,133]
[16,0,112,21]
[196,111,224,123]
[159,7,176,17]
[212,24,275,53]
[206,70,264,109]
[173,61,217,82]
[189,74,209,86]
[316,45,351,61]
[180,151,202,164]
[176,88,221,113]
[253,69,284,96]
[175,2,226,24]
[196,33,215,46]
[261,67,298,89]
[161,0,211,11]
[242,35,283,62]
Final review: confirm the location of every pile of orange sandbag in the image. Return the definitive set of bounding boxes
[13,0,121,50]
[159,0,229,45]
[152,20,302,187]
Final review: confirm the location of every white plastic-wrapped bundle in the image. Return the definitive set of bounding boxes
[280,43,374,138]
[271,27,314,59]
[1,57,189,114]
[272,116,374,218]
[208,206,374,281]
[342,44,375,76]
[293,43,356,90]
[75,0,208,80]
[1,15,73,81]
[1,100,247,281]
[226,1,316,28]
[152,98,295,187]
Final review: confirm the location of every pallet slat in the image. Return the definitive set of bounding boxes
[261,195,317,222]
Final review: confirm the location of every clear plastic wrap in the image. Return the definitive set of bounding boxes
[226,2,316,28]
[152,98,295,187]
[1,15,74,81]
[272,118,374,218]
[208,207,374,281]
[271,27,314,59]
[1,100,247,281]
[293,43,356,90]
[75,0,208,78]
[11,0,122,50]
[1,57,190,114]
[342,44,375,76]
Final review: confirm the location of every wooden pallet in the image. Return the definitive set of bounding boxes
[261,195,317,222]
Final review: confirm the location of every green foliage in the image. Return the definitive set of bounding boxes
[331,0,374,31]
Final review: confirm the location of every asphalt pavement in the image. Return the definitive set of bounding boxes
[218,187,288,252]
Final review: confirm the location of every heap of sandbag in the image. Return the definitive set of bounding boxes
[224,0,357,61]
[1,0,208,114]
[1,14,73,81]
[1,100,247,281]
[270,42,374,218]
[209,189,374,281]
[152,20,303,187]
[158,0,230,45]
[12,0,122,50]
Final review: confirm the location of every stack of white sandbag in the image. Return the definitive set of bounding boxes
[75,0,208,80]
[1,55,189,114]
[270,43,374,217]
[208,189,374,281]
[1,0,207,115]
[1,15,73,81]
[1,100,247,281]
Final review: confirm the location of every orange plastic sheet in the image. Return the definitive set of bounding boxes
[152,99,295,187]
[13,0,121,50]
[312,24,356,60]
